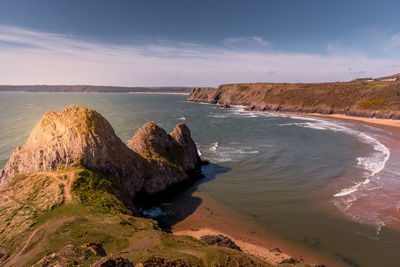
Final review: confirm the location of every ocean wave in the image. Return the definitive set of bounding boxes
[278,116,390,198]
[208,114,229,118]
[210,105,280,119]
[177,117,186,120]
[204,142,260,162]
[210,142,219,151]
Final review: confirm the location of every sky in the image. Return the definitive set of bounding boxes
[1,0,400,86]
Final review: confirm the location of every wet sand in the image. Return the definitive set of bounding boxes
[169,191,346,266]
[170,109,400,266]
[304,113,400,129]
[302,112,400,231]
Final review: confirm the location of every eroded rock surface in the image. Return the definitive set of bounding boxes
[200,235,241,251]
[127,121,201,194]
[0,106,201,199]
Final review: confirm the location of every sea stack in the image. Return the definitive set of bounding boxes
[0,106,202,199]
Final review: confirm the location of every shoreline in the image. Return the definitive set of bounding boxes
[127,92,190,95]
[174,101,400,265]
[188,99,400,129]
[168,191,345,266]
[301,112,400,129]
[0,91,190,95]
[174,227,293,265]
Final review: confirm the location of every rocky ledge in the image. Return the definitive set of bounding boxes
[0,106,202,203]
[187,79,400,120]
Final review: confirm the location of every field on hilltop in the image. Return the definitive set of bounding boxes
[188,77,400,119]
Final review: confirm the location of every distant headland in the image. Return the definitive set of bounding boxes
[0,85,192,94]
[187,73,400,123]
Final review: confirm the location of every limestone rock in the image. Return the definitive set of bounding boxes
[0,106,202,199]
[0,106,144,196]
[169,123,201,172]
[127,121,201,194]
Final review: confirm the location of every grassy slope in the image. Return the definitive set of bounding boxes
[0,168,288,267]
[189,81,400,115]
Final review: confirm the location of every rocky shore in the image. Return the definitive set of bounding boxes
[187,78,400,120]
[0,106,202,205]
[0,106,277,266]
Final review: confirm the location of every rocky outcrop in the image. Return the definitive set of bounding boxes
[126,121,201,195]
[0,106,201,200]
[90,257,134,267]
[0,106,145,197]
[200,235,241,251]
[169,123,201,172]
[187,80,400,120]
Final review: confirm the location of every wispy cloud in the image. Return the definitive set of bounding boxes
[223,36,270,47]
[0,25,399,86]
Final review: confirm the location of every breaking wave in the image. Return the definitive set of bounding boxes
[279,116,390,198]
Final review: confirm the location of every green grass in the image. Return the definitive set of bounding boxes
[71,169,131,215]
[1,167,275,267]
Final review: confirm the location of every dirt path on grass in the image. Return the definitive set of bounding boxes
[42,171,75,203]
[4,216,84,267]
[8,228,40,265]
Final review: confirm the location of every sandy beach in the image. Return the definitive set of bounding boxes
[168,191,346,266]
[170,110,400,266]
[305,113,400,129]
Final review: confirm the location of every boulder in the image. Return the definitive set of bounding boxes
[200,235,241,251]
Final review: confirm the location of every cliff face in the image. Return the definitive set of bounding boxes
[187,81,400,119]
[0,106,201,198]
[126,121,200,194]
[0,106,271,267]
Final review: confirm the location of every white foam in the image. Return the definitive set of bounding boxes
[208,114,229,118]
[278,115,391,198]
[210,142,219,151]
[367,186,383,191]
[141,207,171,219]
[334,182,363,197]
[376,222,385,235]
[205,142,260,162]
[177,117,186,120]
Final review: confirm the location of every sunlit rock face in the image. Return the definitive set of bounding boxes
[0,106,201,198]
[127,121,201,194]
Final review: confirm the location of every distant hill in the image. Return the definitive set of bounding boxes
[352,73,400,82]
[187,74,400,120]
[0,85,192,93]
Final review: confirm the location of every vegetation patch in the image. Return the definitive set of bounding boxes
[361,96,388,110]
[71,169,130,215]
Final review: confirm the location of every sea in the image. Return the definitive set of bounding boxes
[1,92,400,266]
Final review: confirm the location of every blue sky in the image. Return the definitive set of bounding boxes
[1,0,400,86]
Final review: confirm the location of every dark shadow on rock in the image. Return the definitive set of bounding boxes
[141,163,231,232]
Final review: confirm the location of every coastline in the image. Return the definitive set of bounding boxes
[169,191,345,266]
[127,92,190,95]
[173,101,400,265]
[301,112,400,129]
[0,91,190,95]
